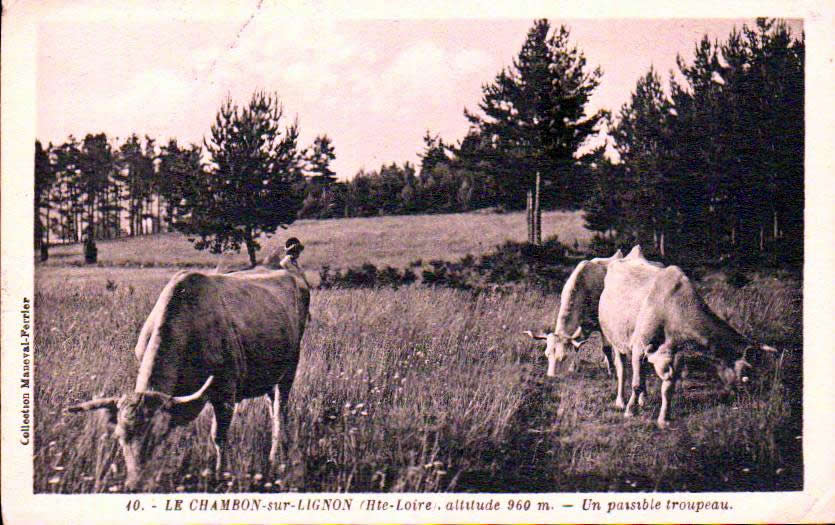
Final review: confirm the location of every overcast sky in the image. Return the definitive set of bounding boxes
[36,7,802,179]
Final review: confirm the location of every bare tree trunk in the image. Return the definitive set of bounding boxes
[114,185,121,237]
[773,209,779,240]
[244,226,257,267]
[166,203,175,232]
[534,172,541,246]
[526,189,533,244]
[759,223,764,251]
[60,188,67,242]
[129,195,135,236]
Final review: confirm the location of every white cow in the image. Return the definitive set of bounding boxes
[524,249,624,376]
[599,246,777,428]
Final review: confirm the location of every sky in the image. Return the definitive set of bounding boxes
[35,5,803,179]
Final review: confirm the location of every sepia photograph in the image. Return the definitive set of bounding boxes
[2,1,833,523]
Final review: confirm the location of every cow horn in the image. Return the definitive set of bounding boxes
[67,397,119,413]
[760,344,778,353]
[571,326,583,340]
[523,330,548,341]
[170,376,214,405]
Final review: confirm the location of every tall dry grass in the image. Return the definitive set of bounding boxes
[35,265,801,493]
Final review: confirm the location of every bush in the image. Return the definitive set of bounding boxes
[418,236,573,293]
[320,237,575,293]
[319,263,417,289]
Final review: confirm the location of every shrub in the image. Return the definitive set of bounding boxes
[320,237,575,293]
[320,263,418,289]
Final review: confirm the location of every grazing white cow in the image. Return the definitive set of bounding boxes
[599,245,777,428]
[68,260,310,490]
[524,249,624,376]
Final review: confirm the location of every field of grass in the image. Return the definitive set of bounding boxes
[44,209,592,270]
[34,210,802,493]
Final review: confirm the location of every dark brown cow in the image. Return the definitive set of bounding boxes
[68,263,310,490]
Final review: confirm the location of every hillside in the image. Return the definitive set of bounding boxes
[43,210,591,270]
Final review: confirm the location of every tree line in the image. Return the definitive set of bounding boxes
[586,19,803,265]
[34,133,200,253]
[34,92,335,265]
[35,18,803,266]
[298,19,605,223]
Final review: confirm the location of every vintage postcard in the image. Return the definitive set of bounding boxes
[2,0,833,523]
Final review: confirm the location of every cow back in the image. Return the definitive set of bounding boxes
[136,270,310,400]
[554,251,623,333]
[599,258,664,352]
[555,259,606,333]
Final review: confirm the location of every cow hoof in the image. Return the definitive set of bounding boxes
[656,419,670,429]
[614,400,625,410]
[638,395,646,408]
[624,409,636,418]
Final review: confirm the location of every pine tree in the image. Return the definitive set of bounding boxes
[418,131,449,180]
[611,67,675,256]
[158,139,203,231]
[307,134,337,186]
[78,133,113,257]
[463,19,606,211]
[607,18,803,264]
[177,91,305,266]
[53,137,84,243]
[34,140,55,260]
[462,19,606,244]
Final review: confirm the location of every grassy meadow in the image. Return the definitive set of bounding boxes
[34,210,802,493]
[43,209,592,270]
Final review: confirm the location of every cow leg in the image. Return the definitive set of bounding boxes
[268,383,291,465]
[624,347,646,418]
[638,360,648,407]
[613,349,625,409]
[210,400,235,474]
[648,343,676,429]
[601,344,615,377]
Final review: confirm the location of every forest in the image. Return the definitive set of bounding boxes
[34,19,803,267]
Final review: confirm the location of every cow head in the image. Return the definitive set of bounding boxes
[720,344,778,389]
[523,326,585,377]
[67,376,213,490]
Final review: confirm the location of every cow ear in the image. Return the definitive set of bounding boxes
[67,396,120,428]
[98,406,119,429]
[741,345,769,366]
[741,345,753,362]
[67,397,119,414]
[523,330,549,341]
